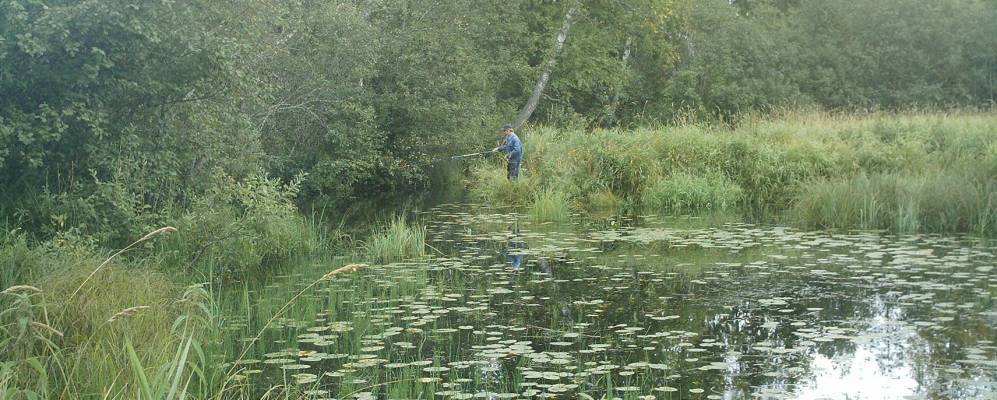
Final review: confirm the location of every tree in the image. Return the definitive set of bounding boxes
[0,0,249,243]
[512,1,580,129]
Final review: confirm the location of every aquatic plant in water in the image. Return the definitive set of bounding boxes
[234,205,997,399]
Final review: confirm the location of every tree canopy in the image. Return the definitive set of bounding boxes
[1,0,995,243]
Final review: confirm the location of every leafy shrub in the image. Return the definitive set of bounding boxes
[155,172,318,283]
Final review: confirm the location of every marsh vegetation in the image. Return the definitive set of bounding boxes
[2,0,996,398]
[470,112,997,235]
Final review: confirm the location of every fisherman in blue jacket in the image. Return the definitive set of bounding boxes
[493,123,523,180]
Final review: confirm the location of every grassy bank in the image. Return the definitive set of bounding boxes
[469,111,997,235]
[0,192,427,398]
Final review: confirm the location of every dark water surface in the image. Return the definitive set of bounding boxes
[229,204,996,399]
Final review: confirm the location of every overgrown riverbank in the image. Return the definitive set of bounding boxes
[3,111,996,398]
[469,112,997,234]
[0,188,427,398]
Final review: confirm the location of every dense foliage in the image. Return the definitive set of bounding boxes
[2,0,995,245]
[1,0,996,397]
[658,0,997,121]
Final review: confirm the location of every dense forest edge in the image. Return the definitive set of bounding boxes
[1,0,996,397]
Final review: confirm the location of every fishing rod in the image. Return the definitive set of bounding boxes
[424,149,498,165]
[448,149,497,160]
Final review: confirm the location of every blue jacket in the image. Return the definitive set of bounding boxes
[497,133,523,162]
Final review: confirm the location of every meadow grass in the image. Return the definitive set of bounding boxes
[469,111,997,235]
[0,227,225,399]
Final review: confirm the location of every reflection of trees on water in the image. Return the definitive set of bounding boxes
[421,208,996,399]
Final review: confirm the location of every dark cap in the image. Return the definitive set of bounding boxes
[501,123,514,130]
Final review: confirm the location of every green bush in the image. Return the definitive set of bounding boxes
[155,172,319,283]
[642,172,744,213]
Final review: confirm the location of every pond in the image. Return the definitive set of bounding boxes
[223,204,997,399]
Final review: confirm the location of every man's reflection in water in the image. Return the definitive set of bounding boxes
[505,233,526,270]
[501,225,554,277]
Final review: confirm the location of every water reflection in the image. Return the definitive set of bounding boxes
[232,205,996,399]
[784,295,923,399]
[502,231,526,270]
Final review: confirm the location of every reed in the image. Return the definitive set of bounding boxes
[529,189,572,223]
[641,172,743,213]
[363,216,426,263]
[792,168,997,234]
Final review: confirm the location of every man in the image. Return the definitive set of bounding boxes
[493,123,523,180]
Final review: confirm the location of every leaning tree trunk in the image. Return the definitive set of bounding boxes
[511,2,580,129]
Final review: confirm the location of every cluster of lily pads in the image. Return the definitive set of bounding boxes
[223,205,995,399]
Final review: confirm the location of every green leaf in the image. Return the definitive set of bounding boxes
[165,334,193,400]
[124,338,154,399]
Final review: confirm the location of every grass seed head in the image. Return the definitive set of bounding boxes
[108,305,151,323]
[2,285,43,295]
[322,263,368,280]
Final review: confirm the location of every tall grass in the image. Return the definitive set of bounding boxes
[0,230,38,291]
[467,163,537,205]
[0,227,226,399]
[363,216,426,263]
[0,174,366,399]
[642,172,743,213]
[529,189,572,223]
[793,170,997,234]
[467,111,997,234]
